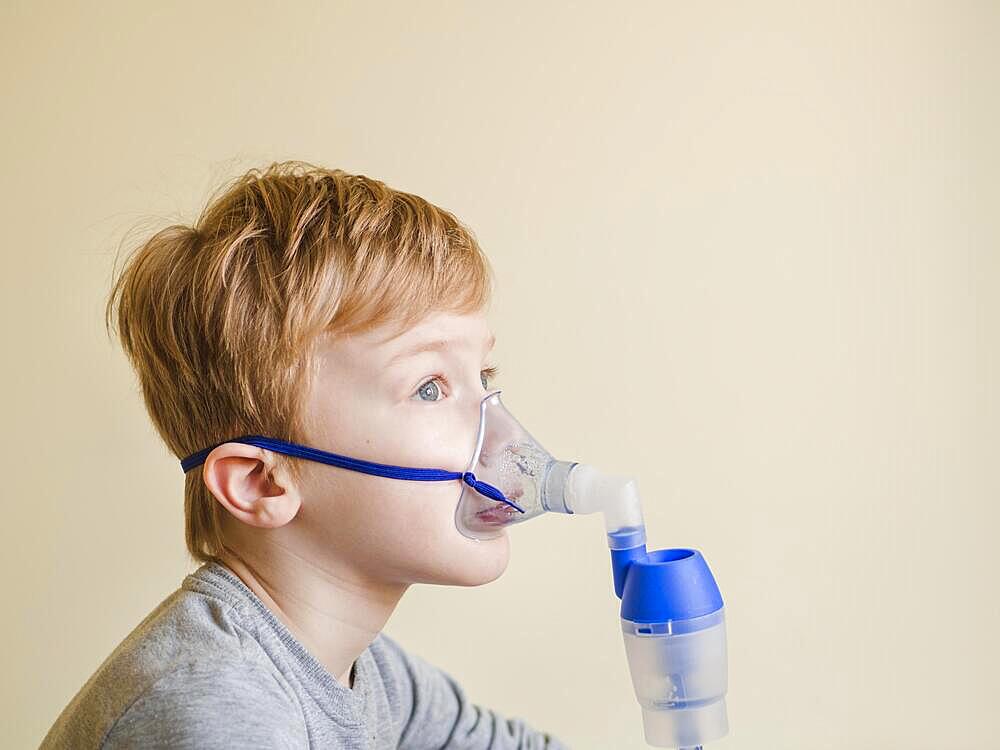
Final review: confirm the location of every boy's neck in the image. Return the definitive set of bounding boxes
[215,546,410,689]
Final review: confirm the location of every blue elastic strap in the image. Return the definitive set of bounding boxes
[179,435,526,513]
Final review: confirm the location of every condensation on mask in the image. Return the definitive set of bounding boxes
[454,390,578,541]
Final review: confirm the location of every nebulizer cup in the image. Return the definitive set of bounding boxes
[456,391,729,749]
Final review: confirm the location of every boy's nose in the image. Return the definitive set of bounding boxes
[476,393,521,470]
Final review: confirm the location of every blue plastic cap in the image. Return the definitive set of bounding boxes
[619,548,724,623]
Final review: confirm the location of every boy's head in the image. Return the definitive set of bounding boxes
[106,161,509,587]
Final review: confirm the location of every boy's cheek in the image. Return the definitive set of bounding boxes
[369,413,480,471]
[305,461,462,530]
[298,466,508,586]
[309,374,485,473]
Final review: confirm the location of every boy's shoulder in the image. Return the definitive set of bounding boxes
[39,564,569,750]
[39,567,302,749]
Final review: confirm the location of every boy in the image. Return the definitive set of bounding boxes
[40,161,569,749]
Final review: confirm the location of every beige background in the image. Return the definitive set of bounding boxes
[2,2,997,748]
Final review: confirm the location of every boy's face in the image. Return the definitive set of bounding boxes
[295,309,510,587]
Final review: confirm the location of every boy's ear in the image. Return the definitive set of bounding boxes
[200,443,302,529]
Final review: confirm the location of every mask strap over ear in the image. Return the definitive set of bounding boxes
[179,435,526,513]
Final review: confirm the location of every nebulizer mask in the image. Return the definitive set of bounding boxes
[181,390,729,749]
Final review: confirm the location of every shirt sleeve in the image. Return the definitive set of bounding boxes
[379,633,571,750]
[100,661,309,750]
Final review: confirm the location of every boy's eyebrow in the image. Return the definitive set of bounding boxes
[388,333,496,367]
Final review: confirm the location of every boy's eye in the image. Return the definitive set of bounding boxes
[413,366,500,403]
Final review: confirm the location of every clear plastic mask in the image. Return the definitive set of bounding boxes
[455,390,570,541]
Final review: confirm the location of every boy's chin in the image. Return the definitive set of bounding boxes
[417,532,511,587]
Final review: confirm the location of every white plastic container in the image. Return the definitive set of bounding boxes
[621,608,729,747]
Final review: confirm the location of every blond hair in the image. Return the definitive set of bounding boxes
[105,160,494,566]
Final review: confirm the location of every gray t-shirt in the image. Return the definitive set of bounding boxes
[40,561,569,749]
